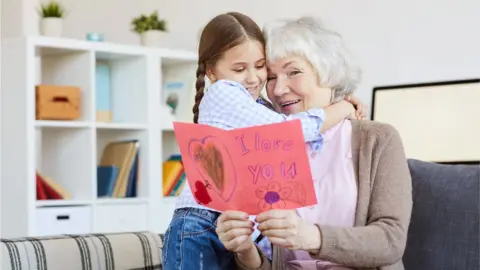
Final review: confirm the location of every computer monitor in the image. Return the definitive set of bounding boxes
[371,79,480,163]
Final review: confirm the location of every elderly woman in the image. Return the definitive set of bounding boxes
[215,17,413,270]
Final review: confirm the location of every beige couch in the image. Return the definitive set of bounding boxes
[1,231,162,270]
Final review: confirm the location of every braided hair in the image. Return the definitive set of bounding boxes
[192,62,206,123]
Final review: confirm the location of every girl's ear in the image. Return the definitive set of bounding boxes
[205,68,216,83]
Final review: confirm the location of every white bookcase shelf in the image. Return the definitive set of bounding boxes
[1,36,196,238]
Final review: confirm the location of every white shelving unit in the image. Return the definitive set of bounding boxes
[1,36,196,238]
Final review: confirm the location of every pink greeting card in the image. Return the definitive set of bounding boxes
[173,120,317,215]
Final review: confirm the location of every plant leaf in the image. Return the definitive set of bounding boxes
[131,10,167,33]
[39,1,65,18]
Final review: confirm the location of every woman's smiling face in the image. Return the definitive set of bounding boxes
[266,56,333,115]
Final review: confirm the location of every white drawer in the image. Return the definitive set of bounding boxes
[94,204,148,233]
[35,206,91,236]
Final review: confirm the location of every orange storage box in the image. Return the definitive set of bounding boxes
[36,85,81,120]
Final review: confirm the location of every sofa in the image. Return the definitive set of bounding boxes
[1,231,163,270]
[2,160,479,270]
[402,159,479,270]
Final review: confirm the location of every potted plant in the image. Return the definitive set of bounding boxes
[38,1,66,37]
[131,11,167,47]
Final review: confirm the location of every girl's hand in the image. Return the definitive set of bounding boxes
[216,210,256,254]
[256,210,321,251]
[344,95,368,120]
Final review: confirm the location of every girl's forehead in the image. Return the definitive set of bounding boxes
[220,40,265,63]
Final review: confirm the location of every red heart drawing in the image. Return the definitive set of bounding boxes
[193,180,212,205]
[188,136,237,202]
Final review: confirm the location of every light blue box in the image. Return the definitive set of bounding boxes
[95,64,111,112]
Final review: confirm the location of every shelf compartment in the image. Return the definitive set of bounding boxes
[160,61,196,124]
[94,52,148,125]
[96,129,148,199]
[36,47,93,122]
[36,127,95,201]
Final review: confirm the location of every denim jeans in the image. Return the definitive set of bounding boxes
[162,208,237,270]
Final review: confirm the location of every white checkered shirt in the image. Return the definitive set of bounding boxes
[173,79,326,241]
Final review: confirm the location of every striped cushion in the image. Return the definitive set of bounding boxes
[1,231,162,270]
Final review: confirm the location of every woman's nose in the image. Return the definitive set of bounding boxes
[273,79,289,96]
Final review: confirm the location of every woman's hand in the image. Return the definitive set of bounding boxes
[216,210,256,254]
[345,95,368,120]
[256,210,321,252]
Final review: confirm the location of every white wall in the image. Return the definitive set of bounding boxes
[2,0,479,110]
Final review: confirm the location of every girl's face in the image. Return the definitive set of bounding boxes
[266,56,332,115]
[207,40,267,100]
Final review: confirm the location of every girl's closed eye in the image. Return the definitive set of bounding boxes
[233,68,245,73]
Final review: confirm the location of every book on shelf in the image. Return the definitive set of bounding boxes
[36,172,72,200]
[163,154,186,197]
[98,139,140,198]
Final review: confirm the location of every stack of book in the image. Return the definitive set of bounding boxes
[97,139,140,198]
[162,154,186,197]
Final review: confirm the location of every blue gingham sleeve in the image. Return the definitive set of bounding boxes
[199,80,326,143]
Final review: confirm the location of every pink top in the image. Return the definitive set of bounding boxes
[284,120,358,270]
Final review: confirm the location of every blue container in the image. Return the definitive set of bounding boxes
[86,32,104,42]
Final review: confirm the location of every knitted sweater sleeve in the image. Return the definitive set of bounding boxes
[309,123,413,267]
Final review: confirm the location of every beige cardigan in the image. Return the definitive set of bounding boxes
[236,120,413,270]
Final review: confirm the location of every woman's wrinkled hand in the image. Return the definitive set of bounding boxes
[216,210,256,254]
[345,95,368,120]
[256,210,321,251]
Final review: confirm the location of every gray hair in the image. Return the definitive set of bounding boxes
[263,16,362,102]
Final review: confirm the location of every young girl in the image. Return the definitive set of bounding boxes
[162,12,366,270]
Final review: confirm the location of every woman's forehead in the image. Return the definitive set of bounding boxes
[267,56,308,70]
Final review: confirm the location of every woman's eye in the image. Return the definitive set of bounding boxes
[233,69,245,73]
[288,70,301,76]
[255,64,266,69]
